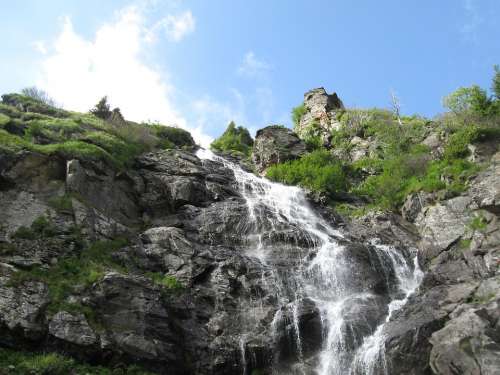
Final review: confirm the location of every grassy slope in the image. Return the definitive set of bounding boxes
[0,93,195,169]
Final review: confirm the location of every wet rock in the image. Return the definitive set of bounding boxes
[49,311,97,346]
[252,126,307,173]
[66,159,141,229]
[0,270,50,342]
[90,272,186,370]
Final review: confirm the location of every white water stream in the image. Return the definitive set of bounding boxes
[197,149,422,375]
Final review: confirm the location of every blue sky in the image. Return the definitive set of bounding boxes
[1,0,499,145]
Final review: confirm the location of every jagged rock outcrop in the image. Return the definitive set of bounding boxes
[252,125,307,173]
[295,87,344,144]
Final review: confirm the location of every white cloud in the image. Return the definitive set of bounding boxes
[237,51,271,78]
[36,6,211,147]
[33,40,47,54]
[191,90,247,136]
[147,11,195,42]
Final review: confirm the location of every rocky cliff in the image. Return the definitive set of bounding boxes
[0,91,499,375]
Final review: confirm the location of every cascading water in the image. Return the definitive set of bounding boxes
[197,149,422,375]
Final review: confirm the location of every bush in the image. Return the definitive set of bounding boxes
[82,131,144,167]
[148,272,184,290]
[90,96,112,120]
[151,124,195,148]
[12,216,57,240]
[292,104,307,129]
[443,125,478,160]
[266,149,348,197]
[210,121,254,156]
[0,347,155,375]
[21,87,57,107]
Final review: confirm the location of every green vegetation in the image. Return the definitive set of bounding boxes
[0,92,196,169]
[1,93,68,118]
[0,347,154,375]
[443,66,500,117]
[48,195,74,213]
[267,149,348,198]
[272,67,500,214]
[12,216,57,240]
[90,96,112,120]
[468,213,488,232]
[292,103,307,129]
[458,238,472,249]
[210,121,254,157]
[21,86,57,107]
[147,272,184,290]
[9,225,128,318]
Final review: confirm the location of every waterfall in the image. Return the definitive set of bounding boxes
[196,149,422,375]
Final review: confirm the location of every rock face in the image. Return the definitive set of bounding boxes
[295,87,344,143]
[372,151,500,375]
[252,125,307,173]
[0,128,498,375]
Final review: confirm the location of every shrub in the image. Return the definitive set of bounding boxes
[90,96,112,120]
[82,131,144,166]
[151,124,195,148]
[292,103,307,129]
[48,195,73,213]
[0,347,155,375]
[1,93,68,118]
[148,272,183,290]
[12,216,57,240]
[493,65,500,100]
[0,113,9,126]
[443,125,478,160]
[266,149,348,197]
[21,87,57,107]
[210,121,254,156]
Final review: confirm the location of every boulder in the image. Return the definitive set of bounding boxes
[252,126,307,173]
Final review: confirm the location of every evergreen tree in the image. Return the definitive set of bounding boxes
[90,96,112,119]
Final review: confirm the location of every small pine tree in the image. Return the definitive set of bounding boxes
[492,65,500,100]
[90,96,112,119]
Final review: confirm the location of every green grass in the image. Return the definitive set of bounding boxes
[468,213,488,232]
[1,93,69,118]
[24,118,83,143]
[0,113,10,126]
[48,195,73,213]
[0,347,154,375]
[147,272,183,290]
[0,93,199,169]
[9,232,129,319]
[12,216,57,240]
[266,149,348,197]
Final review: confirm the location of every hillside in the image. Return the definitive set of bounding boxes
[0,78,498,375]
